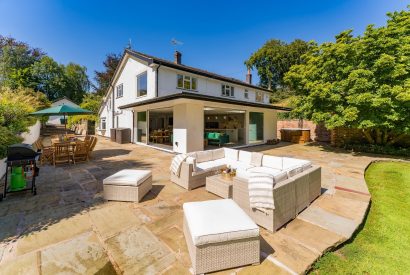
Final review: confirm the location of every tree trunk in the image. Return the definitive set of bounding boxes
[362,129,375,144]
[382,129,389,145]
[387,133,406,146]
[375,129,382,145]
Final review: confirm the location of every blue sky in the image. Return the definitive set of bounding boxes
[0,0,407,86]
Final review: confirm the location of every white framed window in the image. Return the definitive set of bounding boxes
[244,89,249,99]
[255,91,263,102]
[177,74,197,91]
[100,118,106,130]
[137,71,147,97]
[221,84,235,97]
[116,84,123,98]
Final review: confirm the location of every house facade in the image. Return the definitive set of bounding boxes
[98,49,289,153]
[48,97,80,125]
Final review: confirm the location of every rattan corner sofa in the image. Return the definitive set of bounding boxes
[170,147,322,232]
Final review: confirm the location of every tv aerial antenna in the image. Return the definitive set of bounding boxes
[171,38,183,50]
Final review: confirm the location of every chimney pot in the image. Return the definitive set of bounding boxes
[174,51,182,64]
[246,68,252,84]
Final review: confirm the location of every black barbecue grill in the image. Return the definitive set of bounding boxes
[1,144,41,199]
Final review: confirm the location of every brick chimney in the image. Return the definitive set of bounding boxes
[174,51,182,64]
[246,68,252,84]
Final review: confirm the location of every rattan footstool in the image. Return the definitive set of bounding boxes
[183,199,260,274]
[103,169,152,202]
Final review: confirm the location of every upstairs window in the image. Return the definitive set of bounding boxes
[177,74,197,91]
[100,118,106,130]
[221,84,234,97]
[255,91,263,102]
[116,84,123,98]
[137,71,147,97]
[244,89,249,99]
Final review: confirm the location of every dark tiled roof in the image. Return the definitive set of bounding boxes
[118,91,291,111]
[125,49,273,93]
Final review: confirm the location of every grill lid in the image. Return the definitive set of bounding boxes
[7,144,39,161]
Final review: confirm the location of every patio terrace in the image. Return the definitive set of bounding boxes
[0,137,381,274]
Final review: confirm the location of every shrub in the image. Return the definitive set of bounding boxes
[343,143,410,157]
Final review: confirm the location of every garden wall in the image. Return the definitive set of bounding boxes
[277,119,330,142]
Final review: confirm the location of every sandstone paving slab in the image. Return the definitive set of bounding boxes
[238,257,291,275]
[279,218,345,255]
[297,206,357,239]
[157,226,190,268]
[105,226,175,274]
[16,213,92,255]
[146,210,183,234]
[140,200,181,223]
[312,194,369,223]
[0,251,39,275]
[0,213,22,242]
[88,203,141,240]
[162,262,191,275]
[40,232,115,275]
[260,230,319,274]
[334,189,371,203]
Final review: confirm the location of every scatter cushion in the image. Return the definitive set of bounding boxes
[247,166,283,177]
[262,155,283,170]
[223,148,239,161]
[183,199,259,246]
[103,169,151,187]
[250,152,263,167]
[212,148,225,160]
[238,150,252,165]
[196,150,213,163]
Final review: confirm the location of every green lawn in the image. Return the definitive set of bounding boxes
[311,161,410,274]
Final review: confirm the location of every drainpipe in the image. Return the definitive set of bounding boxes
[155,65,161,97]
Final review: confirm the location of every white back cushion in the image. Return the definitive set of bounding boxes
[212,148,225,160]
[224,148,238,161]
[238,150,252,165]
[196,150,213,163]
[262,155,283,170]
[250,152,263,167]
[186,156,197,172]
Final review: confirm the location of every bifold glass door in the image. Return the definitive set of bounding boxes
[249,112,264,142]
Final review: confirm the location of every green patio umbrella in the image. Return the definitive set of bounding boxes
[30,104,93,129]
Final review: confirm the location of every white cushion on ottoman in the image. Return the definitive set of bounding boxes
[103,169,151,186]
[183,199,259,246]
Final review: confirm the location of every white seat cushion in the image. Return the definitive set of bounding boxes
[247,166,282,176]
[183,199,259,246]
[262,155,284,170]
[192,160,225,176]
[282,157,312,177]
[223,148,238,161]
[103,169,151,187]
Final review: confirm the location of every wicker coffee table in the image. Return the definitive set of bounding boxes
[206,174,234,198]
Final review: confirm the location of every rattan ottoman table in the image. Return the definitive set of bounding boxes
[183,199,260,274]
[205,174,234,198]
[103,169,152,202]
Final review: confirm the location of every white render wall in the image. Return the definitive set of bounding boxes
[158,67,271,104]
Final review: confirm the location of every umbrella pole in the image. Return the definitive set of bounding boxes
[64,114,67,131]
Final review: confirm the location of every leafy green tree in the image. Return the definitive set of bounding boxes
[93,53,121,95]
[63,63,91,104]
[0,86,50,157]
[0,35,44,88]
[285,9,410,146]
[67,93,102,127]
[245,39,311,102]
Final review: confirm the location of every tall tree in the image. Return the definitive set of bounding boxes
[63,63,90,104]
[285,9,410,146]
[93,53,121,95]
[245,39,311,91]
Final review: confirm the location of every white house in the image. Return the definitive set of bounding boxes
[97,49,289,153]
[47,97,80,125]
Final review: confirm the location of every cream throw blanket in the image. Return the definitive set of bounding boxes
[248,172,275,211]
[170,154,188,177]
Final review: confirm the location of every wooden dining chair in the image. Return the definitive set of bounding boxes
[72,142,89,164]
[53,143,71,166]
[34,138,53,165]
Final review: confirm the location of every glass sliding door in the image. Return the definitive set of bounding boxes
[136,111,147,143]
[249,112,264,142]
